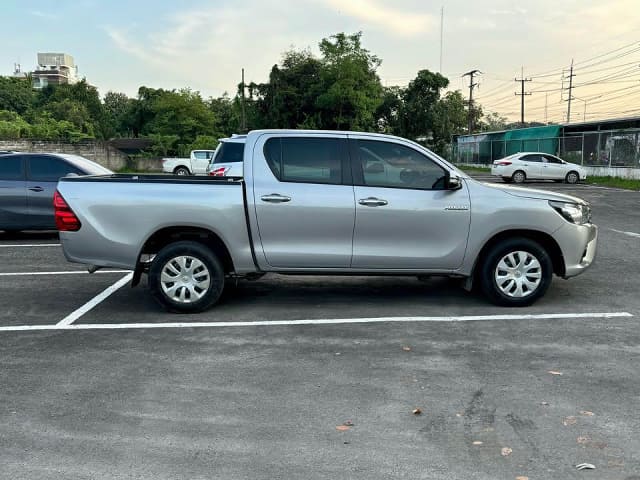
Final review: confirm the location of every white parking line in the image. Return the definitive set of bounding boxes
[57,273,134,327]
[0,244,60,248]
[0,270,131,276]
[611,228,640,239]
[0,311,632,333]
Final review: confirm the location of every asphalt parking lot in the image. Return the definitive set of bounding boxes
[1,178,639,480]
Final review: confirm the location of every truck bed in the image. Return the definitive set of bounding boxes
[57,174,256,273]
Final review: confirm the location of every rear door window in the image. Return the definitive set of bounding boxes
[263,137,344,185]
[27,155,82,182]
[0,156,24,180]
[521,154,543,162]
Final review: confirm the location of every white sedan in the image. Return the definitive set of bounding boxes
[491,152,587,184]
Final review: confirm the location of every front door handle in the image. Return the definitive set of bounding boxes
[358,197,388,207]
[261,193,291,203]
[28,186,44,192]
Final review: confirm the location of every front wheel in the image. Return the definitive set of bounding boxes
[479,237,553,307]
[149,241,225,313]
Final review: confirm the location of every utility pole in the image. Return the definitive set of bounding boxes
[241,68,247,132]
[565,59,575,123]
[515,66,532,126]
[463,69,481,134]
[439,6,444,73]
[544,93,548,124]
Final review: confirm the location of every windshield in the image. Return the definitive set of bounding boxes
[59,154,113,175]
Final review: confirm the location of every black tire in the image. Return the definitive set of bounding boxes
[479,237,553,307]
[511,170,526,184]
[502,177,513,183]
[149,241,225,313]
[565,171,579,184]
[174,166,190,176]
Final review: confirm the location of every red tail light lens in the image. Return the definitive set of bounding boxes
[209,167,229,176]
[53,190,81,231]
[495,161,512,166]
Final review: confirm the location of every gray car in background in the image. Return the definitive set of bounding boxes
[0,152,112,233]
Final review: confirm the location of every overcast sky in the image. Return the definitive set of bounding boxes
[2,0,640,123]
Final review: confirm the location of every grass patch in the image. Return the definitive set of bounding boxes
[458,165,491,173]
[586,176,640,191]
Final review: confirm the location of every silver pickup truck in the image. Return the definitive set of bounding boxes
[56,130,597,313]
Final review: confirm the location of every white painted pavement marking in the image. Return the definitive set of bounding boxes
[0,244,60,248]
[0,270,131,277]
[610,228,640,239]
[0,312,632,333]
[56,272,134,327]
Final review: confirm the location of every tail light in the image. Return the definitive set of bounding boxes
[209,167,230,176]
[494,161,512,166]
[53,190,81,231]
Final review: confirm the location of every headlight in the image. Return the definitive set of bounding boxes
[549,201,592,224]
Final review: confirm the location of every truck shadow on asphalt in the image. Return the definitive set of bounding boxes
[0,230,59,241]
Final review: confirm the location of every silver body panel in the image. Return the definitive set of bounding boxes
[58,180,255,273]
[59,129,597,284]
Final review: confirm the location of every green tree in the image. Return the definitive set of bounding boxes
[103,91,134,138]
[254,49,324,129]
[315,32,383,130]
[479,111,508,132]
[44,98,95,136]
[0,110,31,139]
[32,79,104,138]
[431,91,468,156]
[399,69,449,139]
[375,86,403,134]
[0,77,34,115]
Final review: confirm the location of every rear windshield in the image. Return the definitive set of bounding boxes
[213,142,244,164]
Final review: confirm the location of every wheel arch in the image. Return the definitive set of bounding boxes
[138,226,235,275]
[173,165,191,174]
[472,229,565,280]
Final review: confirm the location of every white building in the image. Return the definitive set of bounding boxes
[32,53,79,89]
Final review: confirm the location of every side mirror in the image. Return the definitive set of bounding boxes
[446,174,463,190]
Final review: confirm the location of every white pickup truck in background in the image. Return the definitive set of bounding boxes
[162,150,215,175]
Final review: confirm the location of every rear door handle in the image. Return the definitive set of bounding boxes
[358,197,388,207]
[28,186,44,192]
[261,194,291,203]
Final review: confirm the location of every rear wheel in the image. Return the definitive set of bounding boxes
[511,170,526,184]
[174,167,190,176]
[479,237,553,307]
[149,241,224,313]
[565,171,579,184]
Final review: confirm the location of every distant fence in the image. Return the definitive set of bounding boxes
[452,128,640,169]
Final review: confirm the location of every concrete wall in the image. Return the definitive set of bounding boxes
[0,139,129,170]
[583,166,640,179]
